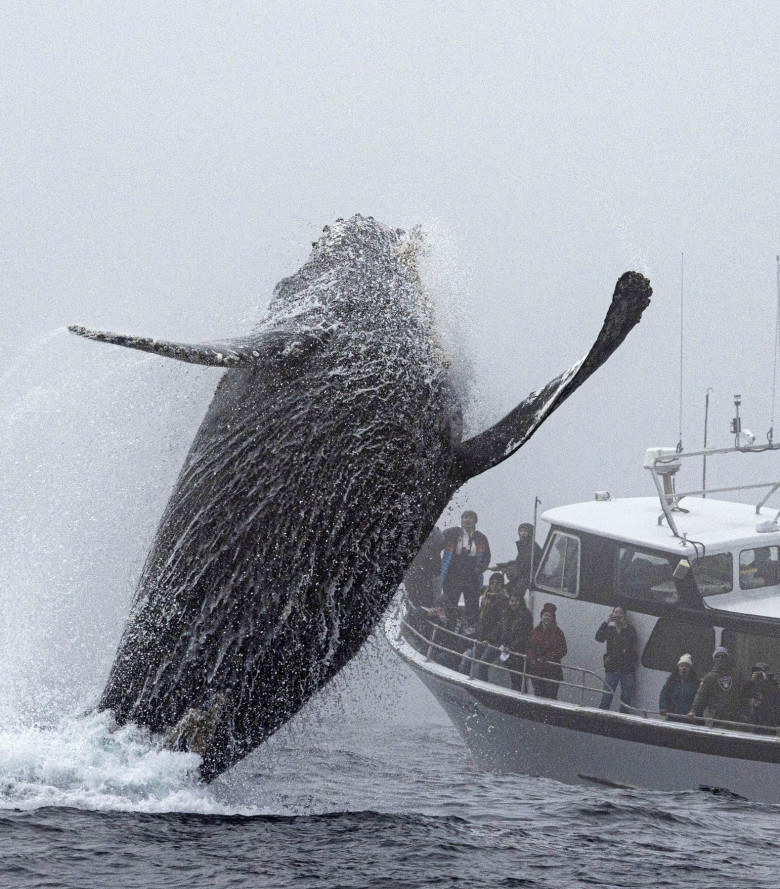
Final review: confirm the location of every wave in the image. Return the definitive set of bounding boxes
[0,709,266,815]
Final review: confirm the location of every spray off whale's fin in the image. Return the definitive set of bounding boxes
[455,271,651,482]
[68,324,335,368]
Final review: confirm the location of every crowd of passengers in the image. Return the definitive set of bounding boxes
[404,511,780,728]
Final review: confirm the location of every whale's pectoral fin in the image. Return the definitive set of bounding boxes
[455,271,651,481]
[68,324,335,368]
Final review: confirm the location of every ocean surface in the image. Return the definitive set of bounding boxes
[1,643,778,889]
[1,329,777,889]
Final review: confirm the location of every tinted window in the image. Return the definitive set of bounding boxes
[642,618,716,676]
[722,630,780,679]
[692,553,733,596]
[536,532,580,597]
[739,546,780,590]
[617,547,679,605]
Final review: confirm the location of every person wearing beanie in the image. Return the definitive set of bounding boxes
[744,661,780,726]
[688,646,744,721]
[525,602,567,699]
[458,572,508,681]
[595,606,639,712]
[500,589,534,691]
[493,522,543,598]
[659,653,699,715]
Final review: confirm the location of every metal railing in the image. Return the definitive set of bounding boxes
[396,598,780,735]
[644,444,780,536]
[398,601,625,710]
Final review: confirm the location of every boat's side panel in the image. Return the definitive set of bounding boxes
[413,665,779,801]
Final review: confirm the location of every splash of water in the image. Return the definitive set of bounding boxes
[0,225,481,809]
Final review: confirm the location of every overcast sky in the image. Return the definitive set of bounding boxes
[1,2,778,699]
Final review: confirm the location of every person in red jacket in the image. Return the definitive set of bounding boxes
[526,602,568,699]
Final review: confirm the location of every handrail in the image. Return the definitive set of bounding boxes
[644,444,780,536]
[399,604,615,704]
[406,602,613,691]
[664,712,780,735]
[395,598,780,735]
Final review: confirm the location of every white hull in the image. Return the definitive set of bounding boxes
[386,613,780,802]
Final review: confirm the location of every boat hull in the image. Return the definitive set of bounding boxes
[386,614,780,802]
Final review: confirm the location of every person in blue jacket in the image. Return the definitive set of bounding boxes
[659,653,699,715]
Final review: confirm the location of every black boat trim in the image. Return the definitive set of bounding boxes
[399,644,780,764]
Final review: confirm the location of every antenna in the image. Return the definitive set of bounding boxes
[772,254,780,444]
[528,496,541,611]
[677,253,684,453]
[732,393,742,443]
[702,387,712,497]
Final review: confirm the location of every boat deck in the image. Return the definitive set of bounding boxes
[387,597,780,747]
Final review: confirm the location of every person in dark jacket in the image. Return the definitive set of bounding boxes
[494,523,543,598]
[404,525,444,608]
[458,573,508,681]
[596,606,638,712]
[526,602,567,699]
[688,646,743,721]
[743,662,780,726]
[441,511,491,628]
[500,589,534,691]
[659,653,699,715]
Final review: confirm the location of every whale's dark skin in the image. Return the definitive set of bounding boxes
[70,216,651,780]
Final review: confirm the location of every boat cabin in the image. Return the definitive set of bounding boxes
[530,446,780,707]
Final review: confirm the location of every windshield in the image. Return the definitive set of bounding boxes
[691,552,733,597]
[536,531,580,597]
[617,547,679,605]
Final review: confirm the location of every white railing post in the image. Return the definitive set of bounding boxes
[425,625,437,661]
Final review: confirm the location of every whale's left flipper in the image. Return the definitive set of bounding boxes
[68,324,334,367]
[456,271,651,481]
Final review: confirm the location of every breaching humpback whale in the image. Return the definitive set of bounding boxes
[70,215,650,781]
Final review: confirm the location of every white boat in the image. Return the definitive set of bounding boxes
[385,442,780,801]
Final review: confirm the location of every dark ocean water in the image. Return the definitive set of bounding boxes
[1,700,778,889]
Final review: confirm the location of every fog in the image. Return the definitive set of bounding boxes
[0,3,778,716]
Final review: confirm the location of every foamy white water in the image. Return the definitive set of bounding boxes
[0,709,284,815]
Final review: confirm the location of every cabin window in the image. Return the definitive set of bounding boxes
[722,630,780,680]
[739,546,780,590]
[536,531,580,597]
[617,547,679,605]
[692,552,733,596]
[641,618,716,676]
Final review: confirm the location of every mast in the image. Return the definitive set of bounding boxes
[702,387,712,497]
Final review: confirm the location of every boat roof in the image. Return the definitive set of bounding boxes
[706,593,780,620]
[541,496,780,554]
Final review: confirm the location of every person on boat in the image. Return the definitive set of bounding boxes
[526,602,567,699]
[500,589,534,691]
[595,606,638,712]
[404,525,444,608]
[743,662,780,726]
[659,653,699,715]
[493,523,543,598]
[752,547,780,587]
[688,647,744,722]
[458,572,508,681]
[441,510,491,630]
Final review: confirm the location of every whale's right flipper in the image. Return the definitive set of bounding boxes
[455,271,651,482]
[68,324,334,367]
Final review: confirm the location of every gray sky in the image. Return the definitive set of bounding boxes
[1,2,779,700]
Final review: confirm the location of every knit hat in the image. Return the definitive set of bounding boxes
[541,602,557,616]
[677,653,694,667]
[753,661,771,674]
[713,646,729,659]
